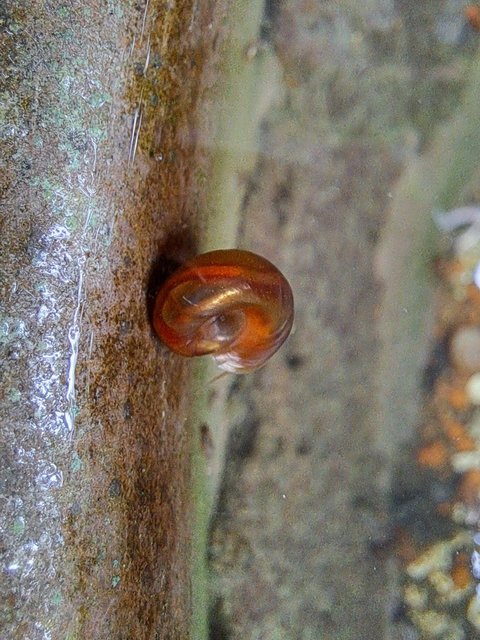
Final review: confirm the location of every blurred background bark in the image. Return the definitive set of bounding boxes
[209,1,480,639]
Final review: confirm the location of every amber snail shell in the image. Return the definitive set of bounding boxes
[152,249,294,373]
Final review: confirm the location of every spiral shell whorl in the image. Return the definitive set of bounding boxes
[153,250,294,372]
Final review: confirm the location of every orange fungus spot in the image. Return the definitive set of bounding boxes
[465,5,480,31]
[416,440,449,468]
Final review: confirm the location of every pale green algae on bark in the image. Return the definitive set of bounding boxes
[0,0,228,638]
[189,0,280,635]
[1,3,114,636]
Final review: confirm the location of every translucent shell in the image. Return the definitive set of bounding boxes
[152,249,294,373]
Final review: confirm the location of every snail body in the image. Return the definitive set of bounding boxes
[153,249,294,373]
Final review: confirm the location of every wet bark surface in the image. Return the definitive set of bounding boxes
[0,0,226,638]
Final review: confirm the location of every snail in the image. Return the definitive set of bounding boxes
[152,249,294,373]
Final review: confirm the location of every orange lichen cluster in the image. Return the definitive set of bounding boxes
[416,440,449,469]
[391,214,480,637]
[457,469,480,506]
[415,257,480,476]
[435,258,480,326]
[465,5,480,31]
[440,415,476,452]
[451,552,474,590]
[433,256,465,285]
[415,405,475,473]
[402,251,480,624]
[435,379,471,412]
[467,282,480,306]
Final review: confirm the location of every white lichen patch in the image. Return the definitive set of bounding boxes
[407,545,452,581]
[467,374,480,405]
[404,583,428,610]
[434,206,480,258]
[452,451,480,473]
[411,609,465,639]
[468,594,480,631]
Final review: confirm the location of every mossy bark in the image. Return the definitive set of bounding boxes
[0,1,226,638]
